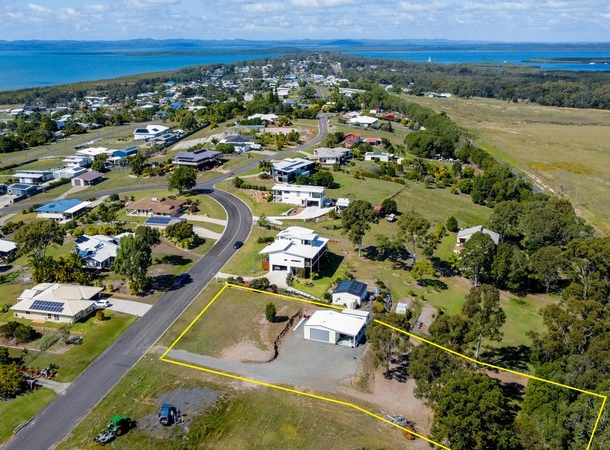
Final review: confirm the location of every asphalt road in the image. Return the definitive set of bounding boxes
[2,189,252,450]
[2,115,328,450]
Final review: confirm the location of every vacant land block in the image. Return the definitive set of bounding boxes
[404,95,610,234]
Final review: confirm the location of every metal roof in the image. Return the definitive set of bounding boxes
[334,280,367,298]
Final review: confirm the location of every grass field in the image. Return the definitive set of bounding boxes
[403,95,610,234]
[174,286,305,357]
[31,311,137,382]
[0,389,56,445]
[220,226,272,277]
[55,355,407,450]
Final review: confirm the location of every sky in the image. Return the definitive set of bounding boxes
[0,0,609,43]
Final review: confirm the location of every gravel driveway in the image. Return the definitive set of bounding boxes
[167,329,366,392]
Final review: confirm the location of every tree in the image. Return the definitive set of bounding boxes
[179,111,197,131]
[0,364,27,399]
[446,216,459,232]
[258,160,272,174]
[431,374,520,450]
[135,226,161,247]
[309,171,335,188]
[462,285,506,359]
[165,222,199,249]
[341,200,377,256]
[397,210,430,265]
[459,232,496,286]
[381,198,398,215]
[265,302,276,322]
[128,151,147,176]
[113,235,152,294]
[299,85,317,99]
[168,166,197,194]
[215,143,235,154]
[13,219,64,260]
[91,160,106,173]
[486,201,522,242]
[365,313,410,370]
[0,347,9,365]
[411,260,435,284]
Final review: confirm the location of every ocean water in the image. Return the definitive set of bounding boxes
[0,49,279,91]
[345,49,610,71]
[1,44,609,92]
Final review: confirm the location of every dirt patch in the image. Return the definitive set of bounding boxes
[221,341,273,363]
[136,387,220,440]
[220,307,306,363]
[339,368,434,447]
[245,189,269,203]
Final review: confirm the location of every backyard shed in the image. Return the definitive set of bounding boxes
[303,309,370,347]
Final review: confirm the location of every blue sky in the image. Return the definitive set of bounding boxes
[0,0,609,42]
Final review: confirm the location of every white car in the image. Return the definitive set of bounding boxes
[94,299,111,309]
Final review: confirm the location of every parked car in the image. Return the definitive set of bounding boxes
[176,273,191,285]
[94,299,111,309]
[233,240,244,249]
[158,403,178,426]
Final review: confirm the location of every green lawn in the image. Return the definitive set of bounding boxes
[0,388,56,445]
[221,226,270,277]
[32,311,137,382]
[174,286,305,357]
[330,170,404,206]
[0,158,64,175]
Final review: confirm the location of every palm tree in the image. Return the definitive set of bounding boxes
[258,160,272,174]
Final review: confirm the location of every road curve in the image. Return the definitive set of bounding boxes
[2,115,328,450]
[2,190,252,450]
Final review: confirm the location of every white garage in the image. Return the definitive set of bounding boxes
[304,310,370,347]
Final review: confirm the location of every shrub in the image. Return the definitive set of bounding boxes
[265,302,277,322]
[257,236,275,244]
[249,277,270,291]
[446,216,459,232]
[95,310,105,321]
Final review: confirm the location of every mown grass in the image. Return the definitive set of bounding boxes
[174,286,305,357]
[403,94,610,234]
[220,226,271,277]
[0,388,56,445]
[32,311,137,382]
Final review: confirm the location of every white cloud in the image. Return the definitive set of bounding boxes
[242,2,285,13]
[290,0,354,8]
[461,2,530,11]
[400,1,444,11]
[28,3,51,14]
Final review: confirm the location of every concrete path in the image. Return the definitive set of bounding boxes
[193,226,223,240]
[107,298,152,317]
[215,270,318,300]
[181,213,227,226]
[0,212,16,225]
[56,185,88,200]
[267,206,333,223]
[167,329,365,392]
[87,195,108,208]
[36,379,71,395]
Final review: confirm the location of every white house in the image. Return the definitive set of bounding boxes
[62,155,92,168]
[332,280,368,309]
[74,233,132,269]
[259,226,328,275]
[364,151,393,163]
[272,184,326,207]
[248,113,279,123]
[35,199,91,223]
[75,147,112,159]
[14,170,54,185]
[348,115,379,128]
[0,238,17,264]
[53,167,87,180]
[304,309,371,347]
[313,147,351,166]
[219,135,256,153]
[456,225,500,247]
[133,124,169,140]
[271,158,315,183]
[10,283,103,323]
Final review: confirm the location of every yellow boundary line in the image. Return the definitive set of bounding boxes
[161,283,606,450]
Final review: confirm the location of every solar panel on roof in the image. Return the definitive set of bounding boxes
[30,300,64,313]
[144,216,171,225]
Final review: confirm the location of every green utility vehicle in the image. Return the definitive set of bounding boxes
[93,415,134,445]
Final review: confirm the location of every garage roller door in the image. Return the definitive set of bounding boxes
[309,328,330,342]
